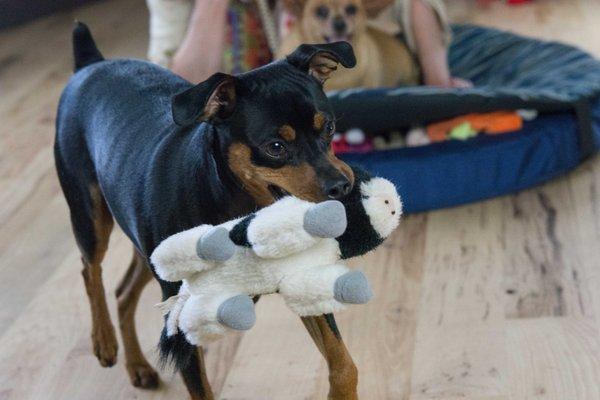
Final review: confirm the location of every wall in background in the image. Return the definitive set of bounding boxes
[0,0,103,29]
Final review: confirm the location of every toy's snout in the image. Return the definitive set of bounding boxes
[360,178,402,239]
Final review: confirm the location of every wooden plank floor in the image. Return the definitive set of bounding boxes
[1,0,600,398]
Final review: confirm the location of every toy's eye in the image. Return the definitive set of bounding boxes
[345,4,358,15]
[315,5,330,19]
[324,120,336,139]
[265,141,287,159]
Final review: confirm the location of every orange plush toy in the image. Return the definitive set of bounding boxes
[427,111,523,142]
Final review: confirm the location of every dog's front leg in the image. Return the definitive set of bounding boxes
[301,314,359,400]
[180,346,214,400]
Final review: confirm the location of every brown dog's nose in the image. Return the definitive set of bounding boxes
[333,17,347,34]
[325,177,352,199]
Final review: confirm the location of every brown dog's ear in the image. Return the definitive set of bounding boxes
[364,0,394,18]
[286,42,357,84]
[171,73,236,126]
[280,0,308,17]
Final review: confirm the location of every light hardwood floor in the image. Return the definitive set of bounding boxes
[0,0,599,399]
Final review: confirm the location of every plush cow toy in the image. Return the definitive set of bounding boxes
[151,167,401,345]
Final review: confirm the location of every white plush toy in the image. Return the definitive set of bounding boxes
[151,168,401,346]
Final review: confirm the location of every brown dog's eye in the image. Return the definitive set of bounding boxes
[345,4,358,16]
[315,5,330,19]
[266,141,287,159]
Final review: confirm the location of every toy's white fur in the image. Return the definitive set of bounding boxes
[360,178,402,238]
[246,196,320,258]
[151,177,401,346]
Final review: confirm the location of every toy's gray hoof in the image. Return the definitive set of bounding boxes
[334,271,373,304]
[304,200,347,238]
[196,227,236,261]
[217,295,256,331]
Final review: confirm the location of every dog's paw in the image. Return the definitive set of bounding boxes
[127,362,160,389]
[304,200,347,238]
[91,325,118,367]
[196,226,236,261]
[334,270,373,304]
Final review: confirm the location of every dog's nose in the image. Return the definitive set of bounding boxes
[325,178,352,199]
[333,17,347,34]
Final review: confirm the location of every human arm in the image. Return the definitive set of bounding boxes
[409,0,472,87]
[171,0,230,83]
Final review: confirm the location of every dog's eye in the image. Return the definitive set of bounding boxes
[265,141,287,159]
[345,4,358,16]
[324,121,336,138]
[315,5,330,19]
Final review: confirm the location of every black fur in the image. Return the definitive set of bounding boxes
[336,166,384,259]
[229,214,256,247]
[324,313,341,339]
[54,23,357,390]
[171,72,235,126]
[286,41,357,75]
[72,22,104,72]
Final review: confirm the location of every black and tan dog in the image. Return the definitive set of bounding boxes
[55,23,360,399]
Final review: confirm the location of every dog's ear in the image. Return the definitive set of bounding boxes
[171,73,236,127]
[280,0,308,17]
[286,42,357,84]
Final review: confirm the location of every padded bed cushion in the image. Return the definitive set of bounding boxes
[328,25,600,213]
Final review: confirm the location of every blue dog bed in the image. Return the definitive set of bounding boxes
[328,25,600,213]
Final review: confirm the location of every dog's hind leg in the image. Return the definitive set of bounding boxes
[116,249,160,389]
[55,142,119,367]
[81,185,118,367]
[69,183,119,367]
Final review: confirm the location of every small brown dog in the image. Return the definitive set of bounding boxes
[278,0,420,90]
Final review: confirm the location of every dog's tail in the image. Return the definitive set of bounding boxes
[72,22,104,72]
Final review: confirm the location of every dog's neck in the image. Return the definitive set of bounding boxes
[192,124,259,220]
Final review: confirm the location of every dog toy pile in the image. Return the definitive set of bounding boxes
[151,167,401,346]
[426,111,525,143]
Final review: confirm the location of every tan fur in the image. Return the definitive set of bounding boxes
[328,149,355,184]
[278,0,419,91]
[116,250,159,388]
[201,78,236,121]
[228,143,325,206]
[301,315,359,400]
[314,112,327,131]
[308,53,341,84]
[82,184,118,368]
[279,125,297,141]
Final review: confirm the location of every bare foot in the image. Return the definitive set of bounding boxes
[450,77,473,88]
[425,76,473,88]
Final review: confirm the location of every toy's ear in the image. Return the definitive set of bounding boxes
[286,42,357,84]
[171,73,236,127]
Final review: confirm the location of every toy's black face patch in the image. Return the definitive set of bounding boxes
[223,61,354,205]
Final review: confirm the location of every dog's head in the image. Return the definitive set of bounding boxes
[171,42,357,207]
[287,0,368,44]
